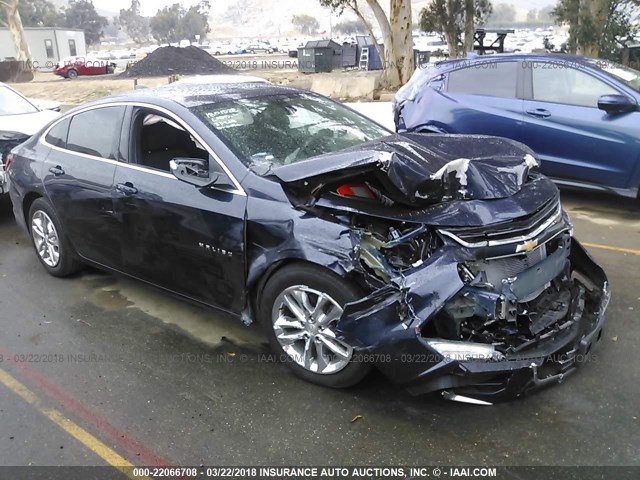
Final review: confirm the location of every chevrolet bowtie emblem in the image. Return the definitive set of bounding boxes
[516,239,539,253]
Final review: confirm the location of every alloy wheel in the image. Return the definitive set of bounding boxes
[271,285,353,374]
[31,210,60,268]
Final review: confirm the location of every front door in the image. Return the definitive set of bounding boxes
[112,107,247,313]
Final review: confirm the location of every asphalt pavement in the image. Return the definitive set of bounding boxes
[0,188,639,469]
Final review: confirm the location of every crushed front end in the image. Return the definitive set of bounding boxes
[336,195,609,403]
[271,134,610,403]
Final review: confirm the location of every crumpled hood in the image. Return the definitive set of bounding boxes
[272,133,539,205]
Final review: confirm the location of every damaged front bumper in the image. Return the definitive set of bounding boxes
[336,227,610,403]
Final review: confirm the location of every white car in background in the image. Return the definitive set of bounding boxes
[0,83,61,195]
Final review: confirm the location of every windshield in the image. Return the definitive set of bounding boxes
[191,93,390,168]
[0,85,39,115]
[593,60,640,92]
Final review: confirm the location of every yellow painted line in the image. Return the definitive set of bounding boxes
[582,242,640,256]
[0,368,147,480]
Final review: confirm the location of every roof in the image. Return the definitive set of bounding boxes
[304,40,340,49]
[95,81,303,109]
[356,35,379,47]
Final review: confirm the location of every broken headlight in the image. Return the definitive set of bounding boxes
[358,224,443,281]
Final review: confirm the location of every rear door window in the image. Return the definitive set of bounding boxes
[447,61,518,98]
[66,106,125,159]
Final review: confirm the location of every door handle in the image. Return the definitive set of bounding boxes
[116,182,138,195]
[526,109,551,118]
[48,166,65,176]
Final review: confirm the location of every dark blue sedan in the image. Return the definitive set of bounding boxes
[394,54,640,199]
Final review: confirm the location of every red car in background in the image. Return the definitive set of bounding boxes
[53,56,116,79]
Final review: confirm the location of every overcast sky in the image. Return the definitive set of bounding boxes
[91,0,202,17]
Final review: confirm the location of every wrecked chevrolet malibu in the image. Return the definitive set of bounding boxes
[7,83,609,403]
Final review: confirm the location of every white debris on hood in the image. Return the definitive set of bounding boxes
[429,158,471,186]
[497,153,539,173]
[377,151,393,171]
[524,153,539,168]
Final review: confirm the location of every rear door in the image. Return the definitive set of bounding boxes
[112,106,248,313]
[42,105,124,268]
[443,59,525,141]
[521,61,640,189]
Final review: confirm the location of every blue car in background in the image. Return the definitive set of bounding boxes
[393,54,640,199]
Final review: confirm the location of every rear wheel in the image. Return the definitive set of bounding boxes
[259,264,372,388]
[29,198,81,277]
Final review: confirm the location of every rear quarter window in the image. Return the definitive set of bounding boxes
[45,118,70,148]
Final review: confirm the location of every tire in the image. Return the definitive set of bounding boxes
[67,69,78,79]
[259,263,372,388]
[28,198,82,277]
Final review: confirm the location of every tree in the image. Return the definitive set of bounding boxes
[538,5,555,24]
[0,0,31,63]
[487,3,516,27]
[419,0,493,58]
[320,0,414,89]
[0,0,62,27]
[334,19,367,35]
[63,0,108,46]
[119,0,149,44]
[180,1,211,41]
[150,4,182,43]
[526,9,538,24]
[149,1,210,44]
[291,13,320,34]
[552,0,639,57]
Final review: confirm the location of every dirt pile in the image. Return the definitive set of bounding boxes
[121,46,237,78]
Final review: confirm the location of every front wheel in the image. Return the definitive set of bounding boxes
[259,264,372,388]
[66,69,78,79]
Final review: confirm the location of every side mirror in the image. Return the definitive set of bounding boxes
[597,94,637,113]
[170,158,232,188]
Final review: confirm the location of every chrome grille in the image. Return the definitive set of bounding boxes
[439,198,561,248]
